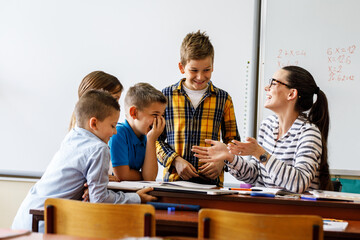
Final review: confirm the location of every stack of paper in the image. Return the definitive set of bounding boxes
[309,190,360,202]
[323,219,348,231]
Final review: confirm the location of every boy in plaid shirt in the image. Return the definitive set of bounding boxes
[156,30,240,186]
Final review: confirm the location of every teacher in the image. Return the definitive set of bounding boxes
[192,66,333,193]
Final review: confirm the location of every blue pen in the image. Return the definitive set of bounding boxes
[301,195,317,201]
[250,192,275,198]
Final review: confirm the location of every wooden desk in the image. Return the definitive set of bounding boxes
[1,231,195,240]
[151,190,360,221]
[30,190,360,239]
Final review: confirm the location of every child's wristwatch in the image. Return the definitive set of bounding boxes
[259,151,270,163]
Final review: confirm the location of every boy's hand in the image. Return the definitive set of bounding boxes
[147,116,166,141]
[82,183,90,202]
[173,156,199,180]
[108,174,120,182]
[199,161,224,179]
[136,187,157,203]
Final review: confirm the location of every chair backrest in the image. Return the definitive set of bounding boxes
[198,208,323,240]
[44,198,155,238]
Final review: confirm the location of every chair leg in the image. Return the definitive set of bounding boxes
[144,213,152,237]
[203,217,210,239]
[46,205,54,234]
[312,224,320,240]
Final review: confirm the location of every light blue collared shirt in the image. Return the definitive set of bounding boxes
[12,127,140,232]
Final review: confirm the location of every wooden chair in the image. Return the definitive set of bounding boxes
[44,198,155,238]
[198,208,323,240]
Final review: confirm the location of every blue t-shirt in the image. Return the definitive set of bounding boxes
[109,120,147,170]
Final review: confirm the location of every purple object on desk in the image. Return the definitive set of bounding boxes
[240,183,252,188]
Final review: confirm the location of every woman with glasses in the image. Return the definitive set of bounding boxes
[192,66,333,193]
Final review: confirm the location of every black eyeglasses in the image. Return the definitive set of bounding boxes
[268,78,291,89]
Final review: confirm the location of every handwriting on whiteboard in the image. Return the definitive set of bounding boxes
[327,45,356,81]
[277,49,306,68]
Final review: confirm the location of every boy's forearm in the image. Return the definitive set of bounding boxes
[113,166,143,181]
[142,139,158,181]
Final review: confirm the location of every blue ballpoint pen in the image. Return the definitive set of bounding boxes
[250,192,275,198]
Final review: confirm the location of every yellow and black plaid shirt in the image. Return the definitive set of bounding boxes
[156,79,240,186]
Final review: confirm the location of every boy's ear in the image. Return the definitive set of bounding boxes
[129,106,138,119]
[89,117,98,130]
[178,62,185,74]
[288,88,298,101]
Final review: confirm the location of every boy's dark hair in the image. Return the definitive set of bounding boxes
[180,30,214,67]
[124,83,167,111]
[75,89,120,128]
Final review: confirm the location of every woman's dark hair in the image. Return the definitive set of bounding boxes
[283,66,333,191]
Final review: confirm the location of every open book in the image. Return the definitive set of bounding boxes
[108,181,236,195]
[308,190,360,202]
[108,180,216,190]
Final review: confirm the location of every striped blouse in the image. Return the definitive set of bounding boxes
[226,115,321,193]
[156,79,240,185]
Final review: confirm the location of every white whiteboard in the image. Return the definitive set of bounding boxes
[0,0,259,185]
[258,0,360,175]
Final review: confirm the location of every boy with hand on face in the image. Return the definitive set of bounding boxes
[109,83,167,181]
[12,90,155,232]
[156,30,240,186]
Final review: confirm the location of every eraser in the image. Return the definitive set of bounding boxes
[240,183,252,188]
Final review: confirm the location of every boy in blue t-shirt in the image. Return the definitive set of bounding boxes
[12,90,156,232]
[109,83,167,181]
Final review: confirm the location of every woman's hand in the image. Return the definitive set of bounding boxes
[192,139,234,163]
[228,137,264,159]
[199,161,224,179]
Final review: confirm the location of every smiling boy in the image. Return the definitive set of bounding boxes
[156,30,240,186]
[109,83,167,181]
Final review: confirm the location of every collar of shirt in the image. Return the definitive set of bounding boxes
[73,126,107,145]
[172,78,217,95]
[271,115,308,140]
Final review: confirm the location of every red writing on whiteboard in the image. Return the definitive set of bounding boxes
[327,45,356,81]
[277,49,306,68]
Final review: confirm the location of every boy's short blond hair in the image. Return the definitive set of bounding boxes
[124,83,167,112]
[180,30,214,67]
[75,89,120,128]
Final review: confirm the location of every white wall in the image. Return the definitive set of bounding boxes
[0,179,36,228]
[0,0,259,185]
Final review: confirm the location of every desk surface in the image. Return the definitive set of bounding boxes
[151,190,360,221]
[1,231,195,240]
[29,189,360,240]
